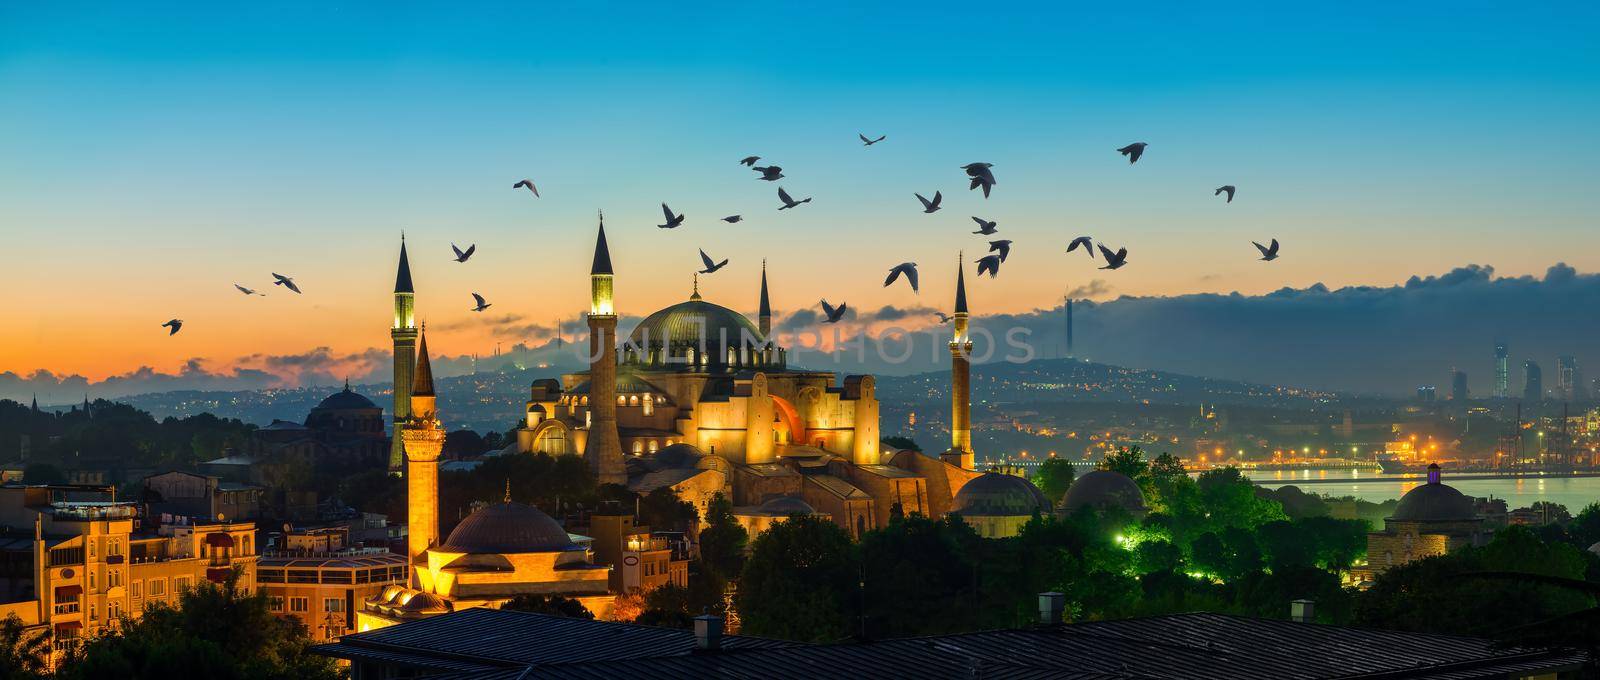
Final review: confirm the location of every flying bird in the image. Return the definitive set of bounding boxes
[233,284,264,296]
[971,217,998,235]
[961,163,996,198]
[722,215,743,223]
[915,191,942,213]
[859,133,886,146]
[451,243,476,263]
[161,319,183,335]
[272,273,302,294]
[777,187,812,210]
[1215,185,1236,203]
[884,262,919,292]
[470,293,492,312]
[513,179,540,197]
[753,165,784,181]
[1097,245,1129,270]
[1118,143,1148,164]
[1253,238,1280,261]
[934,312,953,324]
[820,299,848,323]
[698,249,729,274]
[1067,236,1095,257]
[740,156,760,166]
[989,239,1012,262]
[976,254,1002,278]
[658,203,686,229]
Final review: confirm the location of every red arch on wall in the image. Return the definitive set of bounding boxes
[769,394,806,445]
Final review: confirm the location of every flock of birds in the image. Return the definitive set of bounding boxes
[159,134,1279,336]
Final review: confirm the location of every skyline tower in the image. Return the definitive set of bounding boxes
[946,256,974,470]
[586,214,627,486]
[390,236,418,473]
[402,328,444,584]
[1557,355,1581,401]
[1066,298,1074,359]
[1450,368,1469,402]
[1493,341,1509,398]
[1523,359,1543,403]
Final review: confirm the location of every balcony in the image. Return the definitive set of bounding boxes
[51,602,79,616]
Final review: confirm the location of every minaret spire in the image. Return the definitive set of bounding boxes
[591,210,614,276]
[401,324,444,586]
[946,253,974,470]
[758,259,772,337]
[586,211,626,485]
[390,234,420,473]
[395,233,414,294]
[691,272,701,301]
[412,325,436,399]
[954,251,968,316]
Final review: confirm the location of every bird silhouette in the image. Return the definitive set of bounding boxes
[753,165,784,181]
[658,203,686,229]
[1097,245,1129,270]
[1215,185,1236,203]
[470,293,492,312]
[233,284,265,296]
[859,133,886,146]
[699,249,730,274]
[916,191,942,213]
[820,299,848,323]
[934,312,953,324]
[971,217,998,235]
[976,254,1002,278]
[1067,236,1095,257]
[740,156,760,166]
[777,187,812,210]
[161,319,183,335]
[452,243,476,263]
[962,163,997,198]
[723,215,743,223]
[1118,143,1148,164]
[989,239,1012,262]
[272,273,302,294]
[513,179,539,197]
[1253,239,1280,261]
[884,262,919,292]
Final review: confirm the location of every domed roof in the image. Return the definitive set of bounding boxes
[757,496,815,516]
[314,385,377,411]
[1060,470,1148,515]
[396,591,449,614]
[953,472,1051,517]
[628,298,764,348]
[568,373,663,395]
[439,501,574,554]
[654,443,704,468]
[1392,470,1476,522]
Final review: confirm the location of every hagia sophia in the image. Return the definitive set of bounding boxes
[363,219,1153,626]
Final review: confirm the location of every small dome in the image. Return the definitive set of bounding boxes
[1392,475,1476,522]
[314,386,377,411]
[757,496,815,516]
[628,299,765,348]
[1060,470,1147,515]
[262,420,308,431]
[396,591,449,614]
[654,443,704,468]
[953,473,1051,517]
[439,502,574,554]
[371,584,405,604]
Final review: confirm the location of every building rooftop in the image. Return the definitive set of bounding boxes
[438,501,575,554]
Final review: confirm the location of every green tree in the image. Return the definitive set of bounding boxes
[56,570,338,680]
[638,487,698,534]
[698,493,747,580]
[860,515,980,637]
[1031,458,1076,505]
[737,515,859,642]
[0,614,49,680]
[635,571,729,629]
[1100,446,1148,479]
[502,594,595,619]
[1570,503,1600,548]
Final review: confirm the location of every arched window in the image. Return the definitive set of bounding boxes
[630,395,640,406]
[534,426,570,455]
[642,398,654,416]
[617,395,627,406]
[648,440,659,453]
[632,440,644,455]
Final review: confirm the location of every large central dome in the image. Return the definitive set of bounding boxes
[628,298,764,348]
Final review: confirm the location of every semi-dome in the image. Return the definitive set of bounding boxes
[654,443,704,468]
[757,496,815,516]
[313,385,377,411]
[1060,470,1148,515]
[628,298,764,348]
[1392,466,1476,522]
[953,472,1051,517]
[395,591,449,614]
[439,501,574,554]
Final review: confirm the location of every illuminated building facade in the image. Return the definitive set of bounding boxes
[258,526,407,642]
[1493,342,1509,398]
[1358,465,1488,582]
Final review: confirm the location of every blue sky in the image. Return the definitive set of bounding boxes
[2,1,1597,383]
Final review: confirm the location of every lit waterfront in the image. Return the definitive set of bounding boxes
[1252,468,1600,509]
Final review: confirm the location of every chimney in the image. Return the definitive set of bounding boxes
[1038,592,1065,625]
[693,615,723,651]
[1290,599,1315,623]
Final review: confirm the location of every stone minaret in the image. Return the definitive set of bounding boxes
[946,256,974,470]
[758,259,772,338]
[389,235,418,473]
[586,214,627,486]
[403,328,444,585]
